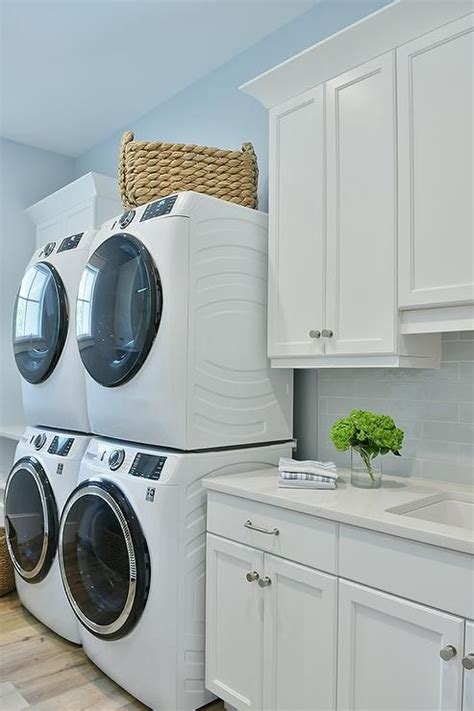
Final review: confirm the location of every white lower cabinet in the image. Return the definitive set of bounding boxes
[337,580,464,711]
[206,535,264,710]
[205,535,337,711]
[205,493,473,711]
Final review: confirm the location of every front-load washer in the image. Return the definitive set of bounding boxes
[4,427,90,643]
[59,437,293,710]
[76,192,293,449]
[12,230,96,432]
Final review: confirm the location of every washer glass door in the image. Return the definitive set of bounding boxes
[4,458,58,582]
[60,481,150,639]
[76,234,162,387]
[13,262,68,384]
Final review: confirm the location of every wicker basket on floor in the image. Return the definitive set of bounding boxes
[0,528,15,596]
[119,131,259,210]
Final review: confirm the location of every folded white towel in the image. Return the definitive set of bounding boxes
[278,457,338,480]
[279,479,336,490]
[280,472,335,484]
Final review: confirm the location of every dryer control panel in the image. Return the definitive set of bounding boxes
[129,453,167,480]
[140,195,178,222]
[57,233,83,252]
[48,435,75,456]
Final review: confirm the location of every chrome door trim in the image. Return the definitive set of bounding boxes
[4,460,50,580]
[59,483,138,637]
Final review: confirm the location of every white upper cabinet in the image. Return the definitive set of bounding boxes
[397,14,474,331]
[325,53,396,356]
[27,172,122,249]
[242,0,474,366]
[268,86,325,358]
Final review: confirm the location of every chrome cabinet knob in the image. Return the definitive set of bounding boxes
[258,576,272,588]
[462,653,474,670]
[440,645,457,661]
[246,571,259,583]
[309,330,321,339]
[322,329,334,338]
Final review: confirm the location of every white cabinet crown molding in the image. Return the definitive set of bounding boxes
[240,0,474,108]
[26,172,120,224]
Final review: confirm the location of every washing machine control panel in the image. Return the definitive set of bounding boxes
[57,233,83,252]
[140,195,178,222]
[129,453,167,480]
[48,435,75,456]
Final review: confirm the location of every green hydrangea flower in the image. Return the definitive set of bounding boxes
[330,409,404,480]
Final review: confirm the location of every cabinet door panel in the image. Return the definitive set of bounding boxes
[36,216,64,249]
[325,52,397,355]
[338,580,464,711]
[268,87,325,357]
[398,15,474,308]
[63,200,95,235]
[464,621,474,711]
[205,535,264,710]
[263,555,337,711]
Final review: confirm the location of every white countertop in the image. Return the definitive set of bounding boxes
[203,469,474,555]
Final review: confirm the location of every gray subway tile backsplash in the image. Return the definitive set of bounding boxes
[317,331,474,486]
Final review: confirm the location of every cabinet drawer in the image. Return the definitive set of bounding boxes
[207,491,337,574]
[339,525,474,618]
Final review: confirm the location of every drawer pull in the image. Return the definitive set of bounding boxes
[440,645,457,661]
[244,520,280,536]
[258,576,272,588]
[246,571,260,583]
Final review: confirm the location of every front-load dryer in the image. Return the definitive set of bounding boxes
[59,437,293,710]
[13,230,96,432]
[4,427,90,643]
[76,192,293,448]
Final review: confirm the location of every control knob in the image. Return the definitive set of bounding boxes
[108,448,125,471]
[33,433,47,450]
[119,210,135,229]
[42,242,56,257]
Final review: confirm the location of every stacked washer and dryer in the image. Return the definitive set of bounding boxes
[5,192,293,710]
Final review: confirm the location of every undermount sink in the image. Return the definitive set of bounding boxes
[388,494,474,532]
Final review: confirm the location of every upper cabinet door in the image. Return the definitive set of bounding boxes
[398,15,474,309]
[268,86,325,358]
[325,52,397,355]
[338,580,465,711]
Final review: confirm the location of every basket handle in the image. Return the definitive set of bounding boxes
[119,131,134,209]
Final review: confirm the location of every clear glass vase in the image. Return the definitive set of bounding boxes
[351,447,382,489]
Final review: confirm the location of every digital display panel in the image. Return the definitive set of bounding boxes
[129,453,166,480]
[48,436,74,456]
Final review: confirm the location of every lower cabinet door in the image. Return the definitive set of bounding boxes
[263,555,337,711]
[338,580,464,711]
[464,621,474,711]
[206,534,264,710]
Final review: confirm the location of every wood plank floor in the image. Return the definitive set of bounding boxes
[0,592,224,711]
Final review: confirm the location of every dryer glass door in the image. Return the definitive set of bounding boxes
[4,458,58,582]
[59,480,150,639]
[12,262,68,384]
[76,234,162,387]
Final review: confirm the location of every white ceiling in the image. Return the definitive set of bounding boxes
[0,0,317,157]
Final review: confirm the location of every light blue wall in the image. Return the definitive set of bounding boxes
[0,137,74,434]
[75,0,392,211]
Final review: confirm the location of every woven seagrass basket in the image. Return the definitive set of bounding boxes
[0,528,15,596]
[119,131,259,210]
